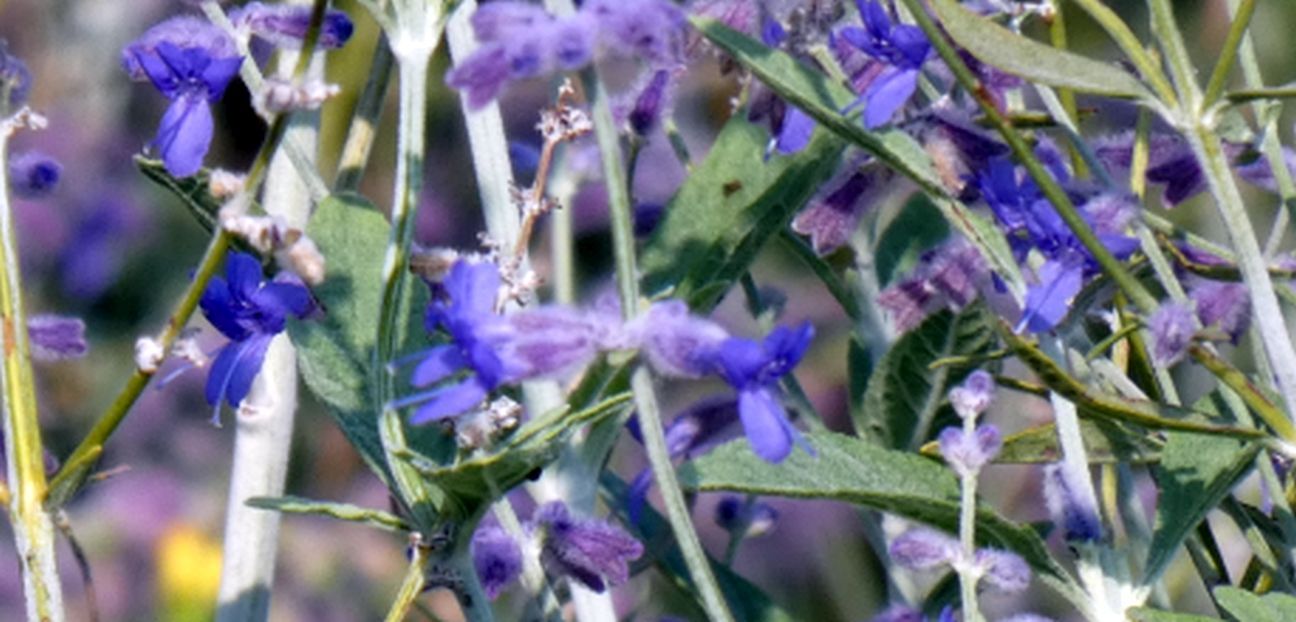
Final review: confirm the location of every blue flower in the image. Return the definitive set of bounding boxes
[229,2,355,50]
[839,0,931,128]
[703,322,814,463]
[393,260,606,424]
[471,523,523,599]
[7,151,61,199]
[122,17,244,177]
[199,251,314,423]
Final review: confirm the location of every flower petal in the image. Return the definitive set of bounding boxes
[412,345,467,387]
[863,67,917,129]
[410,378,489,424]
[155,93,213,177]
[738,388,795,463]
[222,333,274,407]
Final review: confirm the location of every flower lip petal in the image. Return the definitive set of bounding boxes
[738,388,796,463]
[409,378,490,425]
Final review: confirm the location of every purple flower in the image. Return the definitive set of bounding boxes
[628,69,672,136]
[0,40,31,111]
[472,523,523,599]
[7,151,60,199]
[879,237,989,332]
[889,528,958,570]
[229,2,355,50]
[702,322,815,463]
[792,167,891,255]
[1042,462,1103,543]
[948,370,995,420]
[27,314,87,361]
[583,0,685,63]
[199,251,314,422]
[975,548,1031,593]
[938,424,1002,476]
[1190,280,1250,343]
[634,300,730,378]
[394,260,606,424]
[1018,257,1084,333]
[532,502,643,592]
[122,17,244,177]
[839,0,931,128]
[870,605,925,622]
[1148,301,1195,367]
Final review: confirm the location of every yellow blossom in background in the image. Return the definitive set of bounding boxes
[156,523,222,622]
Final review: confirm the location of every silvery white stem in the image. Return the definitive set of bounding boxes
[214,44,318,622]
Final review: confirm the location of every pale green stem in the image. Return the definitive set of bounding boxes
[955,406,983,622]
[334,32,395,193]
[215,38,320,621]
[384,542,431,622]
[1202,0,1256,109]
[0,114,64,622]
[1070,0,1178,106]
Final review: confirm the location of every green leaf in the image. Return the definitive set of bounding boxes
[1126,608,1217,622]
[639,112,843,308]
[601,473,794,622]
[1143,395,1262,585]
[287,194,393,478]
[874,195,949,288]
[409,393,633,511]
[245,495,409,532]
[677,431,1086,610]
[860,305,997,449]
[1214,586,1296,622]
[928,0,1154,99]
[135,157,222,232]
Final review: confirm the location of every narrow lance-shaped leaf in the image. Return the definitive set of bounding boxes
[927,0,1154,99]
[245,495,410,533]
[677,432,1090,612]
[1213,586,1296,622]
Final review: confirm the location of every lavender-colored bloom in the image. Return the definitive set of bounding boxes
[584,0,686,63]
[1190,280,1250,343]
[976,548,1031,593]
[200,251,314,422]
[839,0,931,128]
[122,17,244,177]
[1042,462,1103,543]
[634,300,730,378]
[938,424,1002,476]
[889,528,958,570]
[1148,302,1195,367]
[922,111,1009,198]
[714,495,778,537]
[7,151,60,199]
[397,261,606,424]
[0,41,31,111]
[629,69,671,136]
[27,314,87,361]
[879,237,989,332]
[792,167,891,255]
[472,523,523,599]
[1018,258,1084,333]
[703,322,814,463]
[229,2,355,49]
[532,502,643,592]
[999,615,1057,622]
[948,370,994,420]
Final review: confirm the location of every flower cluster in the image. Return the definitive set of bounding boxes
[888,527,1030,593]
[392,259,814,464]
[470,501,643,598]
[199,251,314,423]
[229,2,355,50]
[839,0,932,129]
[447,0,685,109]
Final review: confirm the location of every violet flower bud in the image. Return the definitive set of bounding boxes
[938,424,1002,476]
[471,523,523,599]
[1190,280,1250,344]
[1148,302,1195,367]
[714,495,778,538]
[7,151,60,199]
[889,528,958,570]
[532,502,644,592]
[27,314,87,361]
[633,300,729,378]
[948,370,995,420]
[975,548,1031,593]
[230,2,355,49]
[629,69,671,136]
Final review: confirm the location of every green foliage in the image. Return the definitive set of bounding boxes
[988,420,1163,464]
[927,0,1154,99]
[1214,586,1296,622]
[639,111,843,309]
[874,195,949,288]
[1144,395,1262,585]
[245,496,410,532]
[859,305,997,449]
[1126,608,1217,622]
[676,431,1087,610]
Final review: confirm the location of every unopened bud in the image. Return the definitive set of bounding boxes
[278,236,326,285]
[258,77,340,113]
